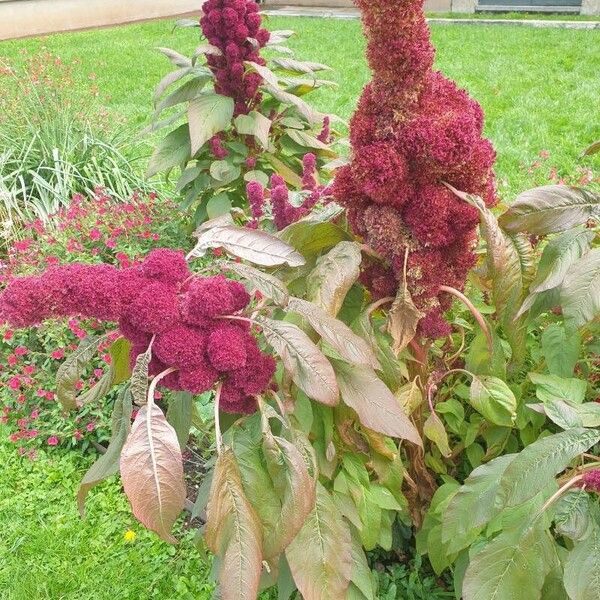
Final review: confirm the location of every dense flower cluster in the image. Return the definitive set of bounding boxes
[1,250,276,414]
[246,153,330,229]
[200,0,270,115]
[334,0,498,338]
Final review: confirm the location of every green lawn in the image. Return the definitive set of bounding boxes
[0,430,214,600]
[1,17,598,197]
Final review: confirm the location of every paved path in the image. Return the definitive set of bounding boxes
[263,5,600,28]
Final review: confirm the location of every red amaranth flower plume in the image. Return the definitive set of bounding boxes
[200,0,270,115]
[334,0,497,338]
[582,469,600,493]
[1,252,276,413]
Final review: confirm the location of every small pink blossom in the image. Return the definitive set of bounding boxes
[47,436,59,446]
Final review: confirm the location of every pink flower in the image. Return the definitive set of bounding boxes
[7,354,18,367]
[8,377,20,390]
[47,436,59,446]
[23,365,35,375]
[30,409,39,419]
[74,430,83,441]
[3,330,14,341]
[89,228,102,241]
[85,422,95,432]
[51,349,65,360]
[14,345,28,356]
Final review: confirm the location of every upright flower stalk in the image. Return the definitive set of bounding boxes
[334,0,498,338]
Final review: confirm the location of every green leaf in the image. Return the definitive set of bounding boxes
[348,534,375,600]
[279,221,350,261]
[154,75,210,116]
[209,161,240,185]
[286,483,352,600]
[499,185,600,235]
[272,57,332,74]
[424,412,452,458]
[205,447,263,600]
[496,428,600,509]
[243,169,270,187]
[529,373,587,404]
[286,129,331,151]
[541,324,581,378]
[234,111,272,149]
[554,490,592,542]
[462,522,556,600]
[56,334,106,411]
[306,241,362,317]
[77,387,132,514]
[109,337,132,386]
[188,93,234,156]
[206,192,232,219]
[76,367,114,407]
[563,524,600,600]
[157,47,192,68]
[166,392,193,450]
[443,454,517,554]
[153,66,192,103]
[264,83,320,124]
[256,316,339,406]
[530,228,595,293]
[147,124,191,178]
[333,361,421,446]
[560,247,600,329]
[469,375,517,427]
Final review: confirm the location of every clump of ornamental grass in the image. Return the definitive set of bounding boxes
[148,0,340,225]
[0,50,149,242]
[333,0,497,339]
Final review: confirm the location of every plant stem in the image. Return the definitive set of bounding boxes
[439,284,493,355]
[147,367,176,406]
[214,382,223,453]
[538,475,584,516]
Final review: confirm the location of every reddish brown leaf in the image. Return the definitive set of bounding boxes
[120,401,186,543]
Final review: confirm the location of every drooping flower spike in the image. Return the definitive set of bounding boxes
[334,0,498,338]
[0,249,275,414]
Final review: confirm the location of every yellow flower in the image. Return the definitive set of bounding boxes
[123,530,137,543]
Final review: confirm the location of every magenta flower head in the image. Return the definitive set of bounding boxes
[334,0,497,338]
[140,249,190,285]
[246,180,265,221]
[207,322,249,371]
[180,275,250,322]
[154,324,207,369]
[125,282,180,334]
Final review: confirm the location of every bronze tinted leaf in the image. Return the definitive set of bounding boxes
[224,261,290,306]
[499,185,600,235]
[130,346,152,406]
[205,447,263,600]
[256,316,339,406]
[120,401,186,543]
[386,285,422,356]
[560,247,600,329]
[333,361,422,446]
[190,224,305,267]
[56,334,107,411]
[307,241,362,316]
[286,483,353,600]
[287,297,380,369]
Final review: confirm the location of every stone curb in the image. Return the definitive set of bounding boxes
[262,7,600,28]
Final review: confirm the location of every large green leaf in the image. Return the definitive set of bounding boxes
[442,454,517,554]
[279,221,350,261]
[333,361,421,445]
[469,375,517,427]
[286,483,352,600]
[188,93,234,155]
[306,242,362,317]
[205,447,263,600]
[554,490,592,542]
[154,75,210,116]
[462,522,556,600]
[109,337,132,386]
[541,324,581,378]
[256,316,339,406]
[529,228,594,293]
[563,524,600,600]
[495,428,600,508]
[560,247,600,329]
[147,123,191,178]
[529,373,587,404]
[166,392,193,450]
[499,185,600,235]
[77,387,132,514]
